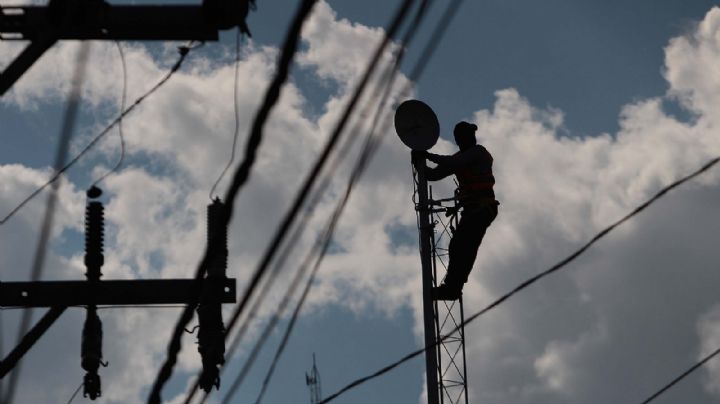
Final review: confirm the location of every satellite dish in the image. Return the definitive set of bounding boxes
[394,100,439,151]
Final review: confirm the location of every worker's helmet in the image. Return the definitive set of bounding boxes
[453,121,477,148]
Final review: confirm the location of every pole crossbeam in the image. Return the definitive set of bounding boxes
[0,278,236,307]
[0,5,219,41]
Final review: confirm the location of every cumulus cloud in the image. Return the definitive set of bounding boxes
[2,3,720,404]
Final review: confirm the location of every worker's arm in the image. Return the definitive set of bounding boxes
[412,150,453,181]
[427,147,481,169]
[426,164,453,181]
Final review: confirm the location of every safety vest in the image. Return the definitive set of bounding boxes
[455,145,495,203]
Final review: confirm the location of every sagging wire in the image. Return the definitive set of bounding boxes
[209,29,244,200]
[318,155,720,404]
[91,41,128,188]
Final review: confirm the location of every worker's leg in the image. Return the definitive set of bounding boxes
[443,204,497,289]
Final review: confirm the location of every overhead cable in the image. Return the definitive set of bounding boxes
[147,2,319,402]
[3,42,90,404]
[641,346,720,403]
[318,155,720,403]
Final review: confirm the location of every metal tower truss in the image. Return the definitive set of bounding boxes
[428,189,469,404]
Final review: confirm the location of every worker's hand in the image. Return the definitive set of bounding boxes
[411,149,428,163]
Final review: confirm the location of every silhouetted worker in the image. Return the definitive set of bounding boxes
[419,121,498,300]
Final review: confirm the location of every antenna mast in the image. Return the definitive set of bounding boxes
[306,353,322,404]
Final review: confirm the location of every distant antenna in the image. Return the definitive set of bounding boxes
[305,353,321,404]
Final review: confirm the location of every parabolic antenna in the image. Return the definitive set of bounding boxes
[394,100,439,151]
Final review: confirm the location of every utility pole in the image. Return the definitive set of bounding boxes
[413,153,441,404]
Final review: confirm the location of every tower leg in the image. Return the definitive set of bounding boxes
[412,153,440,404]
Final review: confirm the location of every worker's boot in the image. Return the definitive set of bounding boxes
[432,282,462,301]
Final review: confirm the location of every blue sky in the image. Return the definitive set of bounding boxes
[2,1,720,404]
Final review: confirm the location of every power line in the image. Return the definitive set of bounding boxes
[318,155,720,404]
[91,41,128,187]
[0,42,198,227]
[66,381,83,404]
[209,29,244,200]
[641,346,720,403]
[147,1,319,402]
[3,42,90,404]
